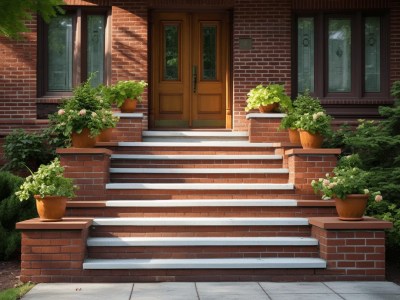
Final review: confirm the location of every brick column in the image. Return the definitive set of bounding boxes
[16,218,92,283]
[309,217,392,280]
[286,149,341,199]
[246,113,291,143]
[57,148,112,201]
[112,112,144,142]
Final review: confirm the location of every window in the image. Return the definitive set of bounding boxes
[294,12,388,99]
[38,7,110,96]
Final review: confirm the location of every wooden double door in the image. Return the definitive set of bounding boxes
[151,12,231,128]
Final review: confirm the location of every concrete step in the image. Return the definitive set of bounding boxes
[111,154,282,160]
[87,236,318,247]
[92,217,309,226]
[105,183,294,190]
[142,131,249,142]
[83,257,327,269]
[109,168,289,174]
[118,141,279,148]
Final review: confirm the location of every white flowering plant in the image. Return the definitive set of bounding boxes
[15,158,76,201]
[295,111,333,136]
[311,154,383,202]
[49,78,118,139]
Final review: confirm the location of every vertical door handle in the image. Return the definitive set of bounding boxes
[192,65,197,93]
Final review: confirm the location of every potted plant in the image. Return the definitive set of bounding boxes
[279,91,324,145]
[106,80,148,113]
[295,111,332,148]
[15,158,76,222]
[245,84,292,113]
[49,79,116,148]
[95,109,120,142]
[311,154,382,221]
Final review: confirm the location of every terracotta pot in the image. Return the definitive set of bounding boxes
[298,130,324,149]
[71,128,96,148]
[288,128,301,145]
[34,195,67,222]
[258,103,278,113]
[97,128,113,142]
[120,98,137,113]
[335,194,369,221]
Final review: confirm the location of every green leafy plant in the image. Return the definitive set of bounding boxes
[311,154,382,201]
[295,111,333,136]
[0,172,36,260]
[104,80,148,107]
[0,282,35,299]
[48,77,117,139]
[2,129,56,172]
[15,158,76,201]
[279,91,324,130]
[245,84,292,112]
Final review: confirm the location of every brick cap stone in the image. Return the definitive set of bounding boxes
[246,113,286,119]
[309,216,393,230]
[16,217,93,230]
[56,148,113,155]
[113,112,144,118]
[285,148,341,156]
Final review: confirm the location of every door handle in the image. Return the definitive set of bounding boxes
[192,65,197,94]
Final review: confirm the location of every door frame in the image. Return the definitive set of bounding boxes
[149,9,233,129]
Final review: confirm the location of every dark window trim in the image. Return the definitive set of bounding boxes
[37,6,111,97]
[292,10,389,100]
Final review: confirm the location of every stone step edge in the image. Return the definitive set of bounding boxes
[66,200,335,208]
[92,217,309,226]
[111,154,283,160]
[142,131,249,137]
[109,168,289,174]
[118,142,280,148]
[87,236,318,247]
[105,183,294,190]
[83,257,327,269]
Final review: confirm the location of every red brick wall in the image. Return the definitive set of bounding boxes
[233,0,292,130]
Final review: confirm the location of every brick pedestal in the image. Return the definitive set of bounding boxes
[286,149,341,199]
[246,113,291,143]
[16,218,92,283]
[57,148,112,201]
[309,217,393,280]
[111,112,143,142]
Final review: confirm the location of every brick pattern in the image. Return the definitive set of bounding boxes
[20,229,89,283]
[57,149,111,201]
[286,150,339,200]
[110,115,143,142]
[247,117,291,143]
[312,227,386,280]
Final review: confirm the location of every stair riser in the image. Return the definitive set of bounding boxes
[87,246,319,259]
[110,160,283,169]
[109,147,277,155]
[90,225,311,238]
[143,137,249,142]
[109,174,289,184]
[66,207,337,218]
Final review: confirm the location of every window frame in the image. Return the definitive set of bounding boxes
[292,10,389,100]
[38,6,111,97]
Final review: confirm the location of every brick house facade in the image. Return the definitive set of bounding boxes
[1,0,399,136]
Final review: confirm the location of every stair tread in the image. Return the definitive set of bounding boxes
[111,154,282,160]
[118,142,280,147]
[105,199,297,207]
[109,168,289,174]
[106,183,294,190]
[87,236,318,246]
[92,217,309,226]
[83,257,327,269]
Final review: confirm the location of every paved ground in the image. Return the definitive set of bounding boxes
[22,281,400,300]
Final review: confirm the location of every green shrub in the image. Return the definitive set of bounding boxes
[2,129,56,173]
[0,172,36,260]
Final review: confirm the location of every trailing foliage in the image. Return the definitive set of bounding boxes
[2,129,56,172]
[0,172,36,260]
[0,0,63,39]
[328,80,400,248]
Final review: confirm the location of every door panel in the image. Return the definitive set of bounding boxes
[152,12,230,128]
